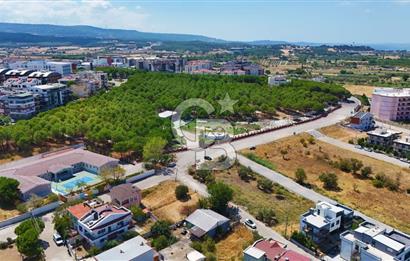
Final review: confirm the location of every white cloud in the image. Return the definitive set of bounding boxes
[0,0,149,30]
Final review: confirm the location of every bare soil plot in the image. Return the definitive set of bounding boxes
[344,84,376,97]
[142,181,200,223]
[216,225,254,261]
[320,124,367,143]
[241,133,410,233]
[0,245,21,261]
[215,166,313,236]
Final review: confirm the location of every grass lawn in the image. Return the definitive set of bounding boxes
[320,124,367,143]
[215,165,313,236]
[216,225,254,261]
[141,181,200,223]
[241,133,410,233]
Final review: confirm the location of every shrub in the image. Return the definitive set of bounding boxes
[121,230,139,241]
[308,136,315,144]
[129,205,147,223]
[16,203,28,213]
[175,185,189,200]
[360,166,372,179]
[257,177,273,193]
[256,208,278,226]
[291,231,317,250]
[238,166,255,182]
[372,173,387,188]
[319,172,339,190]
[295,168,307,184]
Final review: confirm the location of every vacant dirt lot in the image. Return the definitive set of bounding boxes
[344,84,376,97]
[241,133,410,233]
[320,124,367,143]
[216,225,254,261]
[0,245,20,261]
[215,165,313,236]
[142,181,200,223]
[0,208,20,222]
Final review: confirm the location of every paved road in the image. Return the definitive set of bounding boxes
[308,129,410,168]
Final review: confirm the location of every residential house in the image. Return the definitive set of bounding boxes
[94,235,158,261]
[268,75,289,86]
[349,112,375,131]
[367,129,401,148]
[109,183,141,208]
[243,239,310,261]
[68,200,132,248]
[300,201,354,245]
[185,209,230,239]
[340,222,410,261]
[2,92,36,120]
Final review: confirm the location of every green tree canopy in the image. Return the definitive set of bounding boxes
[208,182,233,214]
[0,177,20,206]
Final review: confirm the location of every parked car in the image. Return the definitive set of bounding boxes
[53,232,64,246]
[167,162,177,168]
[204,156,212,161]
[244,219,257,229]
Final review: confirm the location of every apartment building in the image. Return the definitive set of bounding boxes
[367,129,401,148]
[2,77,42,89]
[349,112,375,131]
[370,88,410,121]
[393,136,410,156]
[46,61,72,76]
[130,56,186,73]
[68,200,132,248]
[268,75,289,86]
[3,92,36,120]
[27,83,70,110]
[300,201,354,245]
[220,61,264,76]
[340,222,410,261]
[184,60,213,74]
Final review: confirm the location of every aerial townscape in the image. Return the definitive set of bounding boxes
[0,2,409,261]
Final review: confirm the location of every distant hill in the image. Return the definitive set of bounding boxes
[0,22,225,43]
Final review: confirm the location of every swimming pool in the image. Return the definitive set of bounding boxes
[51,171,102,195]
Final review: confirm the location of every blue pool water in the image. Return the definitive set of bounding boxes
[62,176,94,190]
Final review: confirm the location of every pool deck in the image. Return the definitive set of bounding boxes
[51,171,102,195]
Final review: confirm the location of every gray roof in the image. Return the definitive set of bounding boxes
[95,236,153,261]
[185,209,229,232]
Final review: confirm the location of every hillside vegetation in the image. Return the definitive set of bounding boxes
[0,72,349,157]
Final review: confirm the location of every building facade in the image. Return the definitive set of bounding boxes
[371,88,410,121]
[300,201,354,245]
[340,222,410,261]
[349,112,375,131]
[367,129,401,148]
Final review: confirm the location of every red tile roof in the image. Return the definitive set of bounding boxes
[279,250,310,261]
[254,240,286,260]
[67,203,91,219]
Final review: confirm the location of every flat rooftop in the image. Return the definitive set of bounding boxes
[373,88,410,97]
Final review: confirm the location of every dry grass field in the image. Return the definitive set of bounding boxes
[0,208,20,222]
[215,166,313,236]
[344,84,376,97]
[216,225,254,261]
[0,245,20,261]
[320,124,367,143]
[142,181,200,223]
[241,133,410,233]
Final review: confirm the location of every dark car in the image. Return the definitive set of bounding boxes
[204,156,212,161]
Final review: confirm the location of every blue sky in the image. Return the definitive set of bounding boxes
[0,0,409,43]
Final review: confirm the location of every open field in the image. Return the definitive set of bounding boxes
[320,124,367,143]
[344,84,376,97]
[241,133,410,233]
[0,207,20,222]
[215,165,313,236]
[216,225,254,261]
[142,181,200,223]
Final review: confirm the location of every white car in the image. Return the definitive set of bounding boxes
[244,219,257,229]
[53,232,64,246]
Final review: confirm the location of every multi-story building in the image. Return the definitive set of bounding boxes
[268,75,289,86]
[220,61,264,76]
[46,61,72,76]
[393,136,410,156]
[8,60,72,76]
[2,92,36,120]
[130,56,186,73]
[340,222,410,261]
[367,129,401,148]
[184,60,213,74]
[2,77,42,89]
[300,201,354,245]
[371,88,410,121]
[68,200,132,248]
[349,112,375,131]
[28,71,61,84]
[27,83,70,110]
